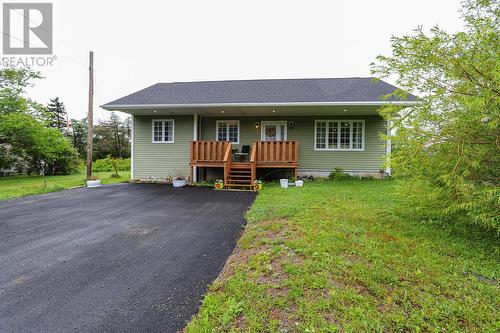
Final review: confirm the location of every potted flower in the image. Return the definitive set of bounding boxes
[173,175,187,188]
[214,179,224,190]
[254,180,263,191]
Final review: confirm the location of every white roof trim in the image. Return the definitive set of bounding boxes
[101,101,417,110]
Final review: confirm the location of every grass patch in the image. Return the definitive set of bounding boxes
[0,171,130,200]
[185,180,499,332]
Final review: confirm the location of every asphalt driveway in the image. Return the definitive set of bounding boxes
[0,184,256,333]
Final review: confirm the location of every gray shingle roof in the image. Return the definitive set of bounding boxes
[102,77,416,108]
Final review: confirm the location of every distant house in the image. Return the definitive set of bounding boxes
[102,78,416,188]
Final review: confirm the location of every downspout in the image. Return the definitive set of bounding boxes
[130,115,134,180]
[193,114,198,182]
[385,119,392,176]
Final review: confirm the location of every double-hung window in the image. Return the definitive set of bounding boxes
[152,119,174,143]
[315,120,364,150]
[216,120,240,143]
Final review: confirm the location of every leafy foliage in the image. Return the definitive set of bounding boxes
[371,0,499,232]
[0,67,41,117]
[329,167,358,181]
[69,118,88,158]
[92,112,131,159]
[92,157,130,172]
[66,113,132,161]
[0,113,79,175]
[0,68,79,175]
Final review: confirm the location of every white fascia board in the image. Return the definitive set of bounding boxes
[101,100,418,111]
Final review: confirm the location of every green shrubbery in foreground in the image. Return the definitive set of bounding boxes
[92,157,131,172]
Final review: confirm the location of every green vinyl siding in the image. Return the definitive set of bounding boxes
[133,115,193,179]
[131,114,387,179]
[201,115,386,172]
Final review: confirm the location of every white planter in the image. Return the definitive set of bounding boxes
[87,179,102,188]
[280,179,289,188]
[295,180,304,187]
[173,179,187,188]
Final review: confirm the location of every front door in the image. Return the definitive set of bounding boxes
[261,121,287,141]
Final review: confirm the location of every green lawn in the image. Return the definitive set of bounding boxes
[186,180,499,332]
[0,171,130,200]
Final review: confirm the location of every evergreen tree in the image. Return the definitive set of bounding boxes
[69,118,87,158]
[47,97,68,134]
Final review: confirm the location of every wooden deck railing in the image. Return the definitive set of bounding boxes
[190,141,230,163]
[256,141,298,164]
[190,140,299,183]
[250,142,257,183]
[223,143,233,184]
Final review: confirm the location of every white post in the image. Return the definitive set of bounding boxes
[385,119,392,176]
[131,115,135,180]
[193,114,198,182]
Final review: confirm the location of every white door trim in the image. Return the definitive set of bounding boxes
[260,121,288,141]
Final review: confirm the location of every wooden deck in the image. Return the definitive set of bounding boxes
[190,140,298,190]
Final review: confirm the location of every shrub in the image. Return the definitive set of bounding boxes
[329,167,357,181]
[372,0,499,232]
[92,157,130,172]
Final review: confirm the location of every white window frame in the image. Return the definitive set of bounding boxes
[215,120,240,144]
[314,119,365,151]
[151,119,175,143]
[260,121,288,141]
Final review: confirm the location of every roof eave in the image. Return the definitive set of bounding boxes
[101,100,418,111]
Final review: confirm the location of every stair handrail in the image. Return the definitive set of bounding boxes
[250,142,257,184]
[223,142,233,184]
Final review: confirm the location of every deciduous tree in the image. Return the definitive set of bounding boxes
[371,0,499,231]
[0,68,79,175]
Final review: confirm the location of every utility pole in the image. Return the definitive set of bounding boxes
[86,51,94,180]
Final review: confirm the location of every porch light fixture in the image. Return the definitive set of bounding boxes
[288,121,294,129]
[255,121,260,129]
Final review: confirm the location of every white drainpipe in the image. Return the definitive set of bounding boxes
[193,114,198,182]
[131,115,134,180]
[385,119,392,176]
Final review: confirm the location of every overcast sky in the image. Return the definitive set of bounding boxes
[21,0,464,121]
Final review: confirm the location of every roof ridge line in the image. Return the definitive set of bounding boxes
[158,77,376,84]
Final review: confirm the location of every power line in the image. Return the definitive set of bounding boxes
[0,29,88,68]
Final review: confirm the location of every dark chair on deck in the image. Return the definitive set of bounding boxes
[234,145,250,161]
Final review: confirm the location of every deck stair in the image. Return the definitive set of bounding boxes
[191,140,298,190]
[225,162,254,190]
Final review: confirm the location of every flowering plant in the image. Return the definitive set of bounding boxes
[214,179,224,189]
